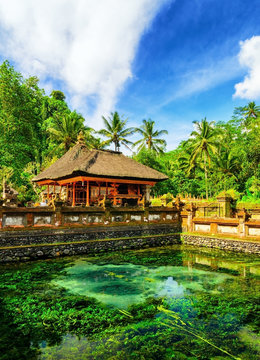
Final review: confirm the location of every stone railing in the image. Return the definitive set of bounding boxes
[181,208,260,238]
[0,202,259,239]
[0,205,180,229]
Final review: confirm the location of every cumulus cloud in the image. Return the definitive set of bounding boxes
[0,0,167,127]
[234,36,260,100]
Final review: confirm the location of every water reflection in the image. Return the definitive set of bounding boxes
[182,248,260,277]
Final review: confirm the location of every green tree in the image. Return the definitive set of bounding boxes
[188,118,220,199]
[87,136,107,150]
[0,61,44,183]
[42,90,69,121]
[134,119,168,153]
[0,166,14,199]
[233,101,260,129]
[50,90,66,101]
[242,101,260,119]
[98,112,135,151]
[47,111,86,153]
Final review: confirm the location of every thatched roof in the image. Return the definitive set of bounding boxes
[33,144,168,183]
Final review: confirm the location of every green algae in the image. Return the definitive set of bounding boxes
[0,245,259,360]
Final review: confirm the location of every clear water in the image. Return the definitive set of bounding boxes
[0,245,259,360]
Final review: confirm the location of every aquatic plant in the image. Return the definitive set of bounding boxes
[158,305,241,360]
[0,246,259,359]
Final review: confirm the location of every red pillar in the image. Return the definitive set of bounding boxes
[112,183,116,206]
[72,182,76,207]
[86,181,90,206]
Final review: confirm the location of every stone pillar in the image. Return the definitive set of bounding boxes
[145,185,151,202]
[216,194,232,218]
[175,196,184,228]
[104,206,111,223]
[237,208,250,238]
[26,212,34,227]
[55,206,63,226]
[186,203,196,232]
[210,222,218,235]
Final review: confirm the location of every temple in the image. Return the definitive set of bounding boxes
[32,142,168,207]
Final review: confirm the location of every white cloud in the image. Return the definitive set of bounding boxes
[0,0,167,127]
[234,36,260,100]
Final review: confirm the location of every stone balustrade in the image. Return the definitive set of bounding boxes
[0,205,180,229]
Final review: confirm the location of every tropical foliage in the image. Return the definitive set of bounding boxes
[98,111,135,151]
[47,111,86,152]
[186,118,220,199]
[0,60,259,203]
[133,118,168,153]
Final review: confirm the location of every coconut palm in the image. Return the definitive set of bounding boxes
[47,111,86,152]
[87,136,107,150]
[178,148,198,176]
[134,119,168,153]
[98,112,135,151]
[214,148,240,179]
[188,118,220,199]
[243,102,260,119]
[241,102,260,128]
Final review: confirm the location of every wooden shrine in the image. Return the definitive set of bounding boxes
[33,141,168,207]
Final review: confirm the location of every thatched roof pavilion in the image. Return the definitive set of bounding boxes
[33,143,168,206]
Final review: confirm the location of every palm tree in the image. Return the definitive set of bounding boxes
[133,119,168,153]
[87,136,107,150]
[243,102,260,119]
[47,111,86,152]
[178,149,198,177]
[241,102,260,128]
[98,112,135,151]
[188,118,220,199]
[215,148,240,180]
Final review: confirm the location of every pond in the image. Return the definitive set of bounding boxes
[0,245,259,360]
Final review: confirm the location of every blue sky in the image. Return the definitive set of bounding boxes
[0,0,260,151]
[117,0,260,148]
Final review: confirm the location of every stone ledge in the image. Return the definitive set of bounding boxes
[182,234,260,254]
[0,232,180,250]
[0,223,181,248]
[0,233,181,263]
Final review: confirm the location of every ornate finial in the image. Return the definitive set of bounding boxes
[77,131,85,144]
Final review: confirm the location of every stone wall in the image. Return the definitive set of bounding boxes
[182,234,260,254]
[0,223,180,248]
[0,227,180,263]
[0,202,259,263]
